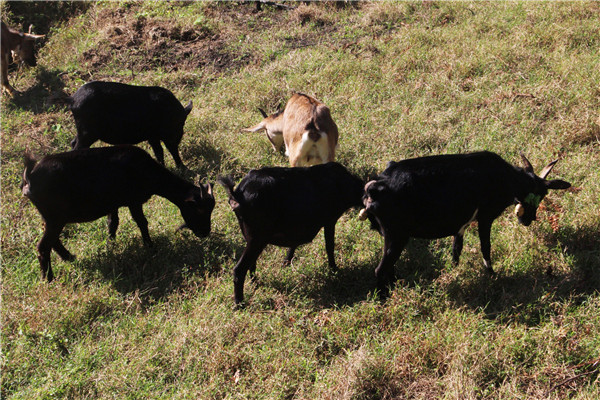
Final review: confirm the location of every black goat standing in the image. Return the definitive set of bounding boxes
[21,146,215,282]
[360,151,571,295]
[218,162,364,305]
[68,81,193,168]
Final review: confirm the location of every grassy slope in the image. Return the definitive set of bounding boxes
[1,2,599,399]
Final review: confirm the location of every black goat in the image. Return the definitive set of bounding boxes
[21,146,215,282]
[218,162,364,305]
[68,81,193,168]
[360,151,571,294]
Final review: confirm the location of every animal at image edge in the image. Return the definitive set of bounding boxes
[218,162,364,305]
[359,151,571,296]
[67,81,193,168]
[243,92,339,167]
[21,146,215,282]
[1,21,44,96]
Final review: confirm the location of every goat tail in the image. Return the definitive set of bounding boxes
[217,176,242,211]
[217,176,235,197]
[21,151,37,195]
[217,176,241,211]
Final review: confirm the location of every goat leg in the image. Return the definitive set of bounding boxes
[284,246,296,267]
[107,209,119,239]
[375,236,407,297]
[233,241,266,306]
[53,239,75,262]
[37,222,65,282]
[149,140,165,166]
[164,139,184,169]
[478,220,495,275]
[128,204,152,246]
[452,234,464,266]
[324,223,338,272]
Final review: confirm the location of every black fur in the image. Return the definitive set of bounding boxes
[22,146,215,282]
[68,81,193,168]
[218,162,364,305]
[362,151,571,295]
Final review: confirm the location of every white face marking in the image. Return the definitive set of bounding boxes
[458,208,479,235]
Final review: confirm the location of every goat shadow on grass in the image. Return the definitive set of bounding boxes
[253,238,448,309]
[312,255,384,308]
[245,244,383,309]
[445,223,600,327]
[393,238,449,286]
[5,67,71,113]
[74,231,242,302]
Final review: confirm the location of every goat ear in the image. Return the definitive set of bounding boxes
[539,159,558,179]
[229,198,240,211]
[204,182,213,197]
[258,108,268,118]
[545,179,571,190]
[520,153,534,173]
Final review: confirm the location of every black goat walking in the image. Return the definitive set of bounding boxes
[218,162,364,305]
[360,151,571,294]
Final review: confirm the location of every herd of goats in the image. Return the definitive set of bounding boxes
[4,21,571,306]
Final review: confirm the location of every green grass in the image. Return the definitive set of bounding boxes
[1,2,599,399]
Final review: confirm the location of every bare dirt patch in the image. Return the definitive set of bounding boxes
[81,7,239,75]
[77,3,294,77]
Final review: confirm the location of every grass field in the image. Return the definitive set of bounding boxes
[1,2,599,399]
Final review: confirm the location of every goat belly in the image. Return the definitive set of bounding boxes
[268,227,322,247]
[372,205,479,239]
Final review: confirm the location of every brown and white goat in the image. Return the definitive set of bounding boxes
[1,22,44,96]
[243,93,339,167]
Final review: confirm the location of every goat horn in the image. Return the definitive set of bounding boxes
[539,159,558,179]
[515,203,525,217]
[520,153,534,173]
[364,180,377,191]
[358,208,369,221]
[25,33,45,39]
[26,25,44,39]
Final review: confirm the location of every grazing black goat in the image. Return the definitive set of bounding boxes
[67,81,193,168]
[359,151,571,295]
[218,162,364,305]
[21,146,215,282]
